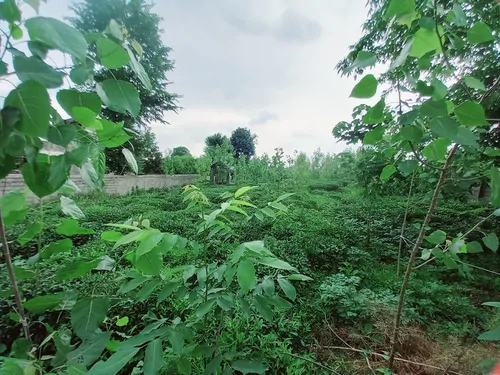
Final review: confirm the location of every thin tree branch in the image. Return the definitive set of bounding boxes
[433,0,472,99]
[321,346,464,375]
[0,210,31,343]
[389,144,458,368]
[397,171,415,278]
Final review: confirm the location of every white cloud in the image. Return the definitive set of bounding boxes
[30,0,369,158]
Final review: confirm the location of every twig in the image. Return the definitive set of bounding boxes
[365,356,376,375]
[282,352,341,374]
[321,346,464,375]
[397,172,415,278]
[389,143,458,368]
[480,76,500,104]
[442,347,467,375]
[324,314,353,349]
[433,0,472,99]
[0,210,31,344]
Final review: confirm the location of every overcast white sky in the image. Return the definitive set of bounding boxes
[31,1,369,156]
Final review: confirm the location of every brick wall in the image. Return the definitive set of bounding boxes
[0,173,199,202]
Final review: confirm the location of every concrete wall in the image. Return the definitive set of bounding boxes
[0,173,199,201]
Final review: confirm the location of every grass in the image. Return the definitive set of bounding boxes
[1,182,500,374]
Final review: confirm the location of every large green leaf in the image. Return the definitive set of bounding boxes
[451,126,478,147]
[428,117,459,139]
[71,297,110,339]
[385,0,415,19]
[463,77,486,91]
[96,80,141,118]
[143,339,164,375]
[72,107,103,130]
[450,3,467,27]
[425,230,446,244]
[253,295,273,322]
[346,51,377,72]
[113,230,146,250]
[0,107,21,152]
[67,331,111,367]
[47,123,77,147]
[56,218,95,236]
[122,148,138,174]
[61,196,85,219]
[363,126,384,145]
[24,294,63,314]
[40,238,73,259]
[13,265,36,281]
[420,99,448,118]
[231,360,268,375]
[257,257,297,271]
[491,167,500,207]
[478,328,500,341]
[483,233,498,252]
[5,80,50,138]
[422,138,450,161]
[18,221,43,245]
[431,78,447,100]
[22,159,69,198]
[362,99,385,125]
[96,38,130,69]
[136,230,164,259]
[454,101,488,126]
[57,89,102,117]
[87,346,140,375]
[409,26,443,58]
[126,46,152,91]
[0,190,26,227]
[237,259,255,294]
[56,258,101,281]
[398,160,418,176]
[467,22,495,44]
[96,120,131,147]
[13,56,64,88]
[25,17,88,61]
[0,0,21,23]
[135,247,163,275]
[380,165,397,181]
[80,160,102,191]
[135,279,161,302]
[202,354,222,375]
[350,74,378,98]
[400,125,423,142]
[235,186,258,198]
[157,282,178,303]
[466,241,483,254]
[277,278,296,301]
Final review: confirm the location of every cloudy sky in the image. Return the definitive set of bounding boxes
[38,1,369,156]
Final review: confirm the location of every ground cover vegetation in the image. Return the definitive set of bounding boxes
[0,0,500,374]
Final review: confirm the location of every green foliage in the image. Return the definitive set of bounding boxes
[230,127,257,159]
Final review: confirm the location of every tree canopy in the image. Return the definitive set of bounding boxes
[69,0,178,174]
[205,133,229,148]
[69,0,180,127]
[171,146,191,157]
[230,127,257,159]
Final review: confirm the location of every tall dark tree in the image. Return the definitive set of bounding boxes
[230,127,256,159]
[69,0,180,126]
[205,133,228,148]
[171,146,191,157]
[69,0,180,173]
